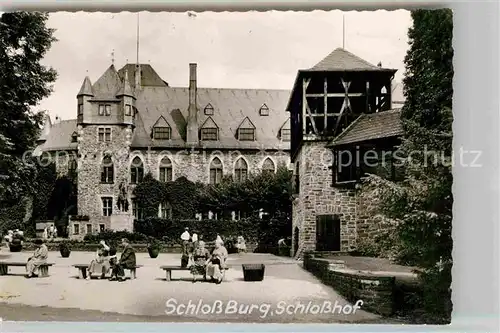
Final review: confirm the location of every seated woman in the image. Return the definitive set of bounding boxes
[205,240,228,284]
[236,236,247,253]
[86,240,110,280]
[26,239,48,278]
[190,241,210,282]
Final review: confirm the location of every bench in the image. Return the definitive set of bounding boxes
[0,261,54,277]
[73,264,143,279]
[160,265,229,281]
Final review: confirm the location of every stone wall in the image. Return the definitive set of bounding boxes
[291,141,357,257]
[303,252,396,316]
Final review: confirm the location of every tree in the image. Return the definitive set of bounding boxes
[359,9,453,323]
[0,12,57,206]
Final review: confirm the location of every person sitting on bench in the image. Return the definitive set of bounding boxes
[86,240,110,280]
[190,240,210,282]
[205,240,228,284]
[109,238,136,282]
[26,239,48,278]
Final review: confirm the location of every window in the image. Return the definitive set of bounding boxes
[130,156,144,184]
[99,224,105,232]
[238,128,255,141]
[294,161,300,194]
[200,128,218,141]
[71,132,78,143]
[125,104,132,116]
[73,223,80,235]
[132,198,143,220]
[262,158,275,174]
[259,104,269,116]
[281,129,291,142]
[204,103,214,115]
[153,127,171,140]
[68,156,77,176]
[234,158,248,182]
[98,127,111,142]
[334,149,358,183]
[86,224,92,234]
[101,197,113,216]
[209,157,223,185]
[101,155,114,183]
[78,104,83,115]
[99,104,111,116]
[159,202,173,219]
[159,157,173,182]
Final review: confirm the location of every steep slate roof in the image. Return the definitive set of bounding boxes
[39,63,291,151]
[131,85,291,150]
[330,109,403,147]
[38,119,78,151]
[306,48,396,72]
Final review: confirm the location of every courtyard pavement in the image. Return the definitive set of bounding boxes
[0,249,382,323]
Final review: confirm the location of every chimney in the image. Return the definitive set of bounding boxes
[186,63,199,144]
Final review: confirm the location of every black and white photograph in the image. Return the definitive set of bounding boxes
[0,9,453,325]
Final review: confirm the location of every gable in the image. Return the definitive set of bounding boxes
[201,116,218,129]
[152,116,171,128]
[237,116,256,129]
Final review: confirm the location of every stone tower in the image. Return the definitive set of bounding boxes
[287,48,396,258]
[75,64,137,232]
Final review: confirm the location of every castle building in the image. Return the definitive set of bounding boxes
[36,62,292,237]
[287,48,405,257]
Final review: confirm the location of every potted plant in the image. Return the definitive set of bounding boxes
[9,236,23,252]
[147,238,160,258]
[59,240,71,258]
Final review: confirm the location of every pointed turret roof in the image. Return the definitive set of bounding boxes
[77,76,94,97]
[116,70,134,98]
[308,48,396,72]
[92,64,121,99]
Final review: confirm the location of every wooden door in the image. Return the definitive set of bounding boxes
[316,215,341,251]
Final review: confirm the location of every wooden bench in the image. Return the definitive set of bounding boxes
[0,261,54,277]
[160,265,229,281]
[73,264,143,279]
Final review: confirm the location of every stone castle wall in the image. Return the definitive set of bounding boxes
[291,141,357,258]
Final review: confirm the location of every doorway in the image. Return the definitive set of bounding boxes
[316,214,341,251]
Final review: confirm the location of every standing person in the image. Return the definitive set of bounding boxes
[191,232,198,245]
[26,239,48,278]
[180,227,190,268]
[42,227,48,241]
[109,238,136,282]
[49,225,55,239]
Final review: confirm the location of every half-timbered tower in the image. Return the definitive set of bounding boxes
[288,48,403,257]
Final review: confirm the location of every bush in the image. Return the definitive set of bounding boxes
[83,230,148,243]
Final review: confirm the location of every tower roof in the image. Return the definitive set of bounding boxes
[92,64,121,99]
[307,47,396,72]
[116,70,134,98]
[77,76,94,97]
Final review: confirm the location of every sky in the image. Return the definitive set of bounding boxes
[38,10,412,120]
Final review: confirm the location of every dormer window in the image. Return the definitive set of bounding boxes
[204,103,214,116]
[99,104,111,116]
[280,129,291,142]
[200,116,219,141]
[153,127,171,140]
[259,104,269,116]
[125,104,132,116]
[237,117,256,141]
[201,128,218,141]
[238,128,255,141]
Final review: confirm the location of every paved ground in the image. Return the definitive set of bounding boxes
[0,249,386,323]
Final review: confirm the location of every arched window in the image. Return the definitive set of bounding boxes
[262,158,275,174]
[234,158,248,182]
[100,155,114,184]
[130,156,144,184]
[159,156,173,182]
[209,157,223,185]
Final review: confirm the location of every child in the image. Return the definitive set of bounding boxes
[108,247,118,281]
